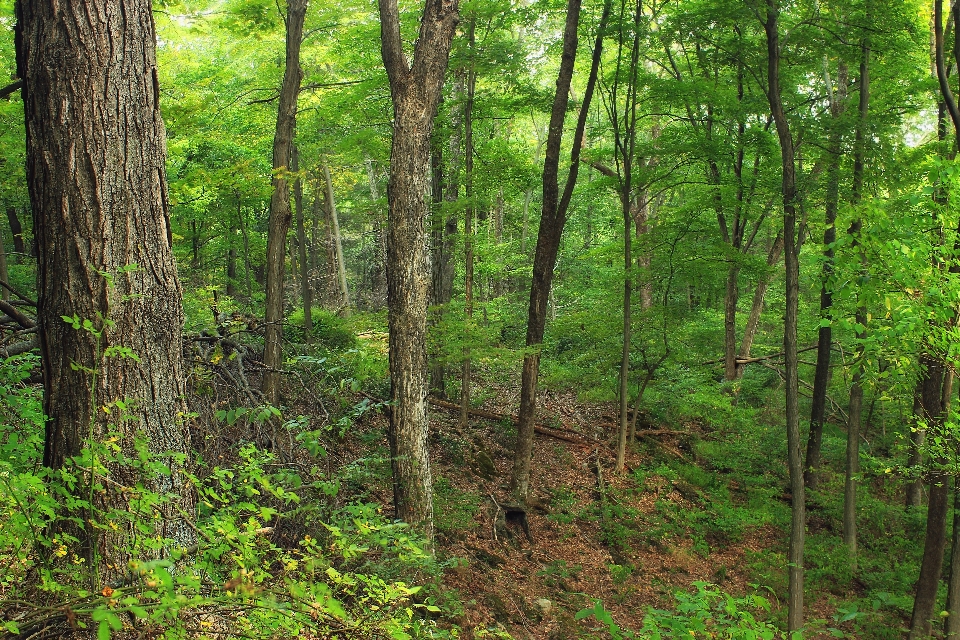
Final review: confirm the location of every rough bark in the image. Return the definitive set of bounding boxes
[511,0,610,500]
[379,0,459,545]
[17,0,194,584]
[763,1,804,631]
[262,0,307,406]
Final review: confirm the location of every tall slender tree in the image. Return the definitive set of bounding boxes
[262,0,308,405]
[511,0,610,500]
[762,0,805,631]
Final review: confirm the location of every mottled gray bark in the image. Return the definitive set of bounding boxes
[379,0,459,545]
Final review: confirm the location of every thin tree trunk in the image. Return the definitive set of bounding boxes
[615,0,643,474]
[226,219,237,297]
[5,207,24,260]
[764,1,804,631]
[511,0,610,500]
[18,0,195,585]
[460,20,476,429]
[323,161,351,314]
[262,0,307,406]
[805,60,848,491]
[236,194,253,298]
[843,21,871,573]
[295,147,312,336]
[906,389,926,508]
[0,237,9,302]
[379,0,459,546]
[736,232,783,377]
[635,192,653,311]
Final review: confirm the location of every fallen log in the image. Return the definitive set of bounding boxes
[426,396,595,448]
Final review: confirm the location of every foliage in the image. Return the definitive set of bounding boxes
[576,583,784,639]
[0,353,456,639]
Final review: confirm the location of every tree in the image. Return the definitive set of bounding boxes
[510,0,610,500]
[262,0,308,406]
[16,0,195,583]
[379,0,460,544]
[761,0,804,631]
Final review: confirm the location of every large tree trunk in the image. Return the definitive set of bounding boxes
[805,61,847,491]
[764,1,805,631]
[262,0,307,406]
[17,0,195,585]
[379,0,459,546]
[511,0,609,500]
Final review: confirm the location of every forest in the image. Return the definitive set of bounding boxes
[0,0,958,637]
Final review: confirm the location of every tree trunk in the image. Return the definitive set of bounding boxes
[511,0,610,500]
[805,60,848,491]
[294,147,312,336]
[0,237,9,302]
[17,0,195,585]
[722,263,740,381]
[262,0,307,406]
[5,206,24,259]
[460,20,476,429]
[763,1,804,631]
[379,0,459,546]
[735,231,782,377]
[323,161,351,314]
[906,388,926,508]
[614,0,643,474]
[428,75,464,397]
[844,27,871,572]
[909,355,948,639]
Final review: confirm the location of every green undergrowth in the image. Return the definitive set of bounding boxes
[0,350,460,639]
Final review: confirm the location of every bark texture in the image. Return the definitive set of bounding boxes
[379,0,459,545]
[262,0,307,406]
[17,0,194,584]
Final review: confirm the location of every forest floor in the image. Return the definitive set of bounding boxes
[342,377,875,640]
